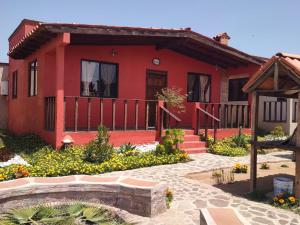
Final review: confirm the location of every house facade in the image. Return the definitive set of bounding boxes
[0,62,8,129]
[7,19,264,148]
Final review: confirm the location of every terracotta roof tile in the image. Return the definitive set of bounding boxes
[243,52,300,92]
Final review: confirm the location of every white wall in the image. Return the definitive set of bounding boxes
[258,96,297,135]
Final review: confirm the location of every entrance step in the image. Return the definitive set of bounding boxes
[183,147,207,154]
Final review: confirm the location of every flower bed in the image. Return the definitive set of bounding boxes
[0,128,189,182]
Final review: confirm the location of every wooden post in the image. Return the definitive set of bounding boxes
[112,99,116,131]
[135,100,139,130]
[74,97,78,132]
[156,100,164,139]
[145,101,149,130]
[274,62,279,91]
[124,100,128,130]
[100,99,103,126]
[250,92,259,192]
[87,98,91,131]
[295,92,300,199]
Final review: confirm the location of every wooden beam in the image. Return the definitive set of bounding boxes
[250,92,259,192]
[274,62,279,90]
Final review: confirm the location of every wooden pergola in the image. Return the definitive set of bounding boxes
[243,52,300,197]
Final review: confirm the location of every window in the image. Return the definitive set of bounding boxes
[12,71,18,99]
[187,73,211,102]
[28,60,38,96]
[228,77,248,101]
[81,60,118,98]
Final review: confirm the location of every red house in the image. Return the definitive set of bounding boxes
[7,19,264,150]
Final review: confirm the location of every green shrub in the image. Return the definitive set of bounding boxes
[260,163,270,170]
[118,142,136,154]
[270,125,285,137]
[85,126,115,163]
[208,135,250,157]
[155,129,184,155]
[209,139,247,157]
[231,134,250,148]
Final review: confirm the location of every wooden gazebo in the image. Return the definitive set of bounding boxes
[243,52,300,197]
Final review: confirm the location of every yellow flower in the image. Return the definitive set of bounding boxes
[235,163,241,169]
[273,197,278,202]
[278,199,285,204]
[288,196,296,203]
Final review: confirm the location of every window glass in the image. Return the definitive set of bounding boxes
[81,60,118,98]
[187,73,211,102]
[228,78,248,101]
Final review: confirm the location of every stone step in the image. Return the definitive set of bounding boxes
[179,141,206,149]
[183,147,208,154]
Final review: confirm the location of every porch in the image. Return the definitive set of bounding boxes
[45,96,251,147]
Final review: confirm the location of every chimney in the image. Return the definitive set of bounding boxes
[213,32,231,45]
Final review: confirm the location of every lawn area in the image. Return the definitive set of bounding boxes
[0,127,189,182]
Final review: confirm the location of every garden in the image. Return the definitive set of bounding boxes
[208,125,288,157]
[0,126,189,182]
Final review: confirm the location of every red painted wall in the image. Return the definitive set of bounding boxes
[8,22,261,148]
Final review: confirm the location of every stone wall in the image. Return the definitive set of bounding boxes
[0,175,167,217]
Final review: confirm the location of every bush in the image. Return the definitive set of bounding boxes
[270,125,285,137]
[155,129,184,155]
[208,135,250,157]
[260,163,270,170]
[118,142,136,154]
[85,126,115,163]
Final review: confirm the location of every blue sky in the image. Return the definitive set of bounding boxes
[1,0,299,62]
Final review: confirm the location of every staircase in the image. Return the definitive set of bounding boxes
[179,129,207,154]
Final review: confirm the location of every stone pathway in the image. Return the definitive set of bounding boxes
[102,151,300,225]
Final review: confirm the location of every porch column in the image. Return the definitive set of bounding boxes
[295,93,300,198]
[250,92,259,192]
[55,33,70,148]
[286,98,293,135]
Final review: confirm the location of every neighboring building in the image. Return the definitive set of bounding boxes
[7,19,264,148]
[258,96,297,135]
[244,52,300,136]
[0,62,8,129]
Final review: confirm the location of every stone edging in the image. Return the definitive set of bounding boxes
[0,175,167,217]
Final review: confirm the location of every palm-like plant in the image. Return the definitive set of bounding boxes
[0,203,131,225]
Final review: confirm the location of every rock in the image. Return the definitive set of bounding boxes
[252,217,275,225]
[208,199,229,207]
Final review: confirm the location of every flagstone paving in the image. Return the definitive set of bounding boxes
[103,151,300,225]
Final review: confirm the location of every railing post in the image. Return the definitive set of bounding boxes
[124,100,128,130]
[204,104,208,141]
[112,99,116,131]
[135,100,139,130]
[74,97,78,132]
[87,98,91,131]
[100,99,103,126]
[193,102,200,135]
[145,101,149,130]
[156,100,164,139]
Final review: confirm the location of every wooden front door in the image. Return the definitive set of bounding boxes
[146,70,167,128]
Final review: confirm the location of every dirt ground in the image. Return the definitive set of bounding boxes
[186,161,295,196]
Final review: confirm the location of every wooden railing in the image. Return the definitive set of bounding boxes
[195,105,220,143]
[199,103,250,129]
[64,96,158,132]
[157,104,182,138]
